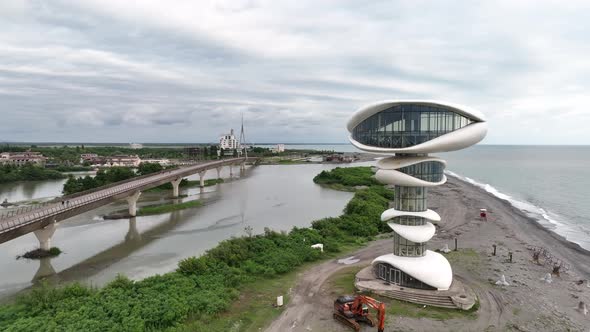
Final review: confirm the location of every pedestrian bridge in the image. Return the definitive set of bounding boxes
[0,157,256,248]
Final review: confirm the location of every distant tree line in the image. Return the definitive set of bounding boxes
[62,162,168,195]
[0,163,64,184]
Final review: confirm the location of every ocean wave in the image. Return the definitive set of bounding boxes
[445,170,564,228]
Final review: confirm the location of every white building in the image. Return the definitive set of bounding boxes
[129,143,143,150]
[219,129,240,150]
[348,100,487,291]
[105,155,142,167]
[141,159,171,167]
[271,144,285,153]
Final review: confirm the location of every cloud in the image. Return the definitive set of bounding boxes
[0,0,589,144]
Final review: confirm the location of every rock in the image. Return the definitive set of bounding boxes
[496,274,510,286]
[577,301,588,316]
[540,273,553,284]
[440,244,451,253]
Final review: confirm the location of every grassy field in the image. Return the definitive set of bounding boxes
[137,200,202,216]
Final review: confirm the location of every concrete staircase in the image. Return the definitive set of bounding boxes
[354,266,477,310]
[378,289,456,308]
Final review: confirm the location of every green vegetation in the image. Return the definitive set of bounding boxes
[0,167,392,331]
[385,298,479,321]
[53,165,93,172]
[204,178,224,186]
[20,247,62,259]
[313,166,378,190]
[62,167,136,195]
[0,145,205,165]
[327,266,364,295]
[137,200,202,216]
[0,164,64,184]
[444,249,482,270]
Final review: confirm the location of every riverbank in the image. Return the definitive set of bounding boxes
[268,176,590,331]
[0,166,386,331]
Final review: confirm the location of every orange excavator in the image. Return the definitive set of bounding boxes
[333,295,386,332]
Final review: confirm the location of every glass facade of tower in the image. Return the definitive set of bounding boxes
[351,104,473,148]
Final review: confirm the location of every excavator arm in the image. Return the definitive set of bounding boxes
[351,295,386,332]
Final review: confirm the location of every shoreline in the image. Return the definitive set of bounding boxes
[451,175,590,278]
[446,170,590,253]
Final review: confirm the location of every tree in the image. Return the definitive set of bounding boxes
[137,162,163,176]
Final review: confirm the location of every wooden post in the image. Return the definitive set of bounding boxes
[492,244,497,256]
[454,238,458,251]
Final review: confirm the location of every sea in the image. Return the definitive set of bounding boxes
[259,144,590,251]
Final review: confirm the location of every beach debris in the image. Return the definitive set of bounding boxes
[440,244,451,253]
[587,280,590,288]
[492,244,497,256]
[540,273,553,284]
[337,256,359,265]
[480,208,487,221]
[495,275,510,286]
[310,243,324,252]
[575,279,584,285]
[552,264,562,277]
[508,251,513,263]
[532,250,540,264]
[577,301,588,316]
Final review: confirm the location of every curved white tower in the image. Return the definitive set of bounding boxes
[347,100,487,291]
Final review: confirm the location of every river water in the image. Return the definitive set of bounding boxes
[0,164,355,300]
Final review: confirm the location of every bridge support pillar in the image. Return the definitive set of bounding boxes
[199,170,207,187]
[240,161,246,171]
[34,222,57,251]
[216,166,222,179]
[126,191,142,217]
[171,178,182,198]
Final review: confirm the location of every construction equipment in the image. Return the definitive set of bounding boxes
[333,295,386,332]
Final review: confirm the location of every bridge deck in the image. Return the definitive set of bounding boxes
[0,157,252,245]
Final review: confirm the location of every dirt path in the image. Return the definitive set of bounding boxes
[267,177,590,332]
[265,240,391,332]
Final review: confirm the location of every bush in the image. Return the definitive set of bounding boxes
[313,166,378,187]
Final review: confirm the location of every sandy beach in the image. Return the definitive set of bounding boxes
[267,176,590,332]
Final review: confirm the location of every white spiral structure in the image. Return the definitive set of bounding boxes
[347,100,487,290]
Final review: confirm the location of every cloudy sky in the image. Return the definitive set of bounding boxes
[1,0,589,144]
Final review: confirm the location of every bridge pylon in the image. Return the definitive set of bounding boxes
[33,220,58,251]
[126,191,142,217]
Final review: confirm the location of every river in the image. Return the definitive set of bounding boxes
[0,164,356,300]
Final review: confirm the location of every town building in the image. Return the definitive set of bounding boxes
[105,155,142,167]
[347,100,487,291]
[141,159,171,167]
[219,129,240,150]
[271,144,285,153]
[80,153,100,164]
[129,143,143,149]
[0,151,47,166]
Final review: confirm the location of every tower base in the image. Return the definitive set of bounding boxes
[354,266,477,310]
